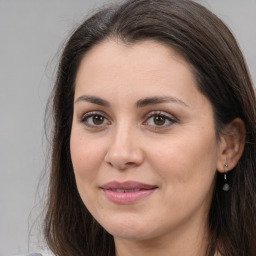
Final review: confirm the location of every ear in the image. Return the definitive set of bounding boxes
[216,118,246,173]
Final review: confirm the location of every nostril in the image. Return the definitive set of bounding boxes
[126,162,136,167]
[118,162,137,170]
[106,161,114,167]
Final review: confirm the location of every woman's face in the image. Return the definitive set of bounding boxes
[70,40,224,242]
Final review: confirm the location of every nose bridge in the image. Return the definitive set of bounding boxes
[113,120,132,149]
[105,119,143,169]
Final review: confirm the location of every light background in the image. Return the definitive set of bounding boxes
[0,1,255,255]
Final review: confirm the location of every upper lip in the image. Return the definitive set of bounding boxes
[100,181,158,190]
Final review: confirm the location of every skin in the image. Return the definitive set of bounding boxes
[70,40,244,256]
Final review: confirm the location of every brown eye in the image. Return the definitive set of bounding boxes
[93,115,105,125]
[144,112,177,129]
[153,115,166,126]
[81,112,110,128]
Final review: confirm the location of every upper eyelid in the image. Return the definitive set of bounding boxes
[81,110,111,121]
[80,111,111,129]
[144,110,177,120]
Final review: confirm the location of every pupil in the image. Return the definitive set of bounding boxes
[93,115,104,125]
[154,116,165,125]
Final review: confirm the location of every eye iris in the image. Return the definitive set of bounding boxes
[93,115,104,125]
[154,115,165,125]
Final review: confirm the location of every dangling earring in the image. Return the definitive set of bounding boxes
[222,163,230,191]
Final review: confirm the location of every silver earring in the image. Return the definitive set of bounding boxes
[222,163,230,192]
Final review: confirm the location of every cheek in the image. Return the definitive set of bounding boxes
[147,130,218,191]
[146,134,218,224]
[70,131,105,192]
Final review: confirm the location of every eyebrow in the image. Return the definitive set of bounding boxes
[74,95,189,108]
[75,95,110,107]
[136,96,189,108]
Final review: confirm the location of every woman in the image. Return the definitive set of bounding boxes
[43,0,256,255]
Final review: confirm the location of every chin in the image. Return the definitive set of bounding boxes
[109,227,155,241]
[98,214,159,241]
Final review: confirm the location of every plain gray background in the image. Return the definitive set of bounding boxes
[0,1,255,255]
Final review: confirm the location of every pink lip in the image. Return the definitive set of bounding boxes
[100,181,158,205]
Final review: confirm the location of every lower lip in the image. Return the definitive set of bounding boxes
[102,189,156,205]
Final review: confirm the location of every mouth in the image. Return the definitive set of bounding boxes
[100,181,158,204]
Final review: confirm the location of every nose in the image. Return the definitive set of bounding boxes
[104,124,144,170]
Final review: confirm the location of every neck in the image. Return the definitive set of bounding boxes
[115,239,208,256]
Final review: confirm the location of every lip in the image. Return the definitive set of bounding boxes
[100,181,158,205]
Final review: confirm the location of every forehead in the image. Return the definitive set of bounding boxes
[74,39,206,108]
[78,39,190,69]
[75,39,196,86]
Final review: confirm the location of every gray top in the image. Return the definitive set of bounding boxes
[23,254,43,256]
[16,252,53,256]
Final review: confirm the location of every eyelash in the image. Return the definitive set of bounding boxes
[80,111,177,130]
[143,111,177,129]
[81,111,111,129]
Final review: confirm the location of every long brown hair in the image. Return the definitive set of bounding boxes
[44,0,256,255]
